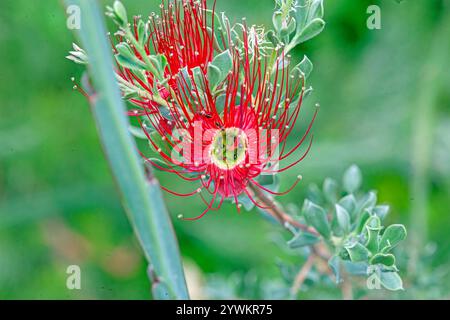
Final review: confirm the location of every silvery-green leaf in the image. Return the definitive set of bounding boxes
[272,11,283,32]
[364,215,382,253]
[323,177,338,203]
[128,125,147,139]
[335,204,351,234]
[207,64,222,91]
[370,253,396,267]
[342,260,368,276]
[280,18,296,37]
[373,205,389,220]
[297,18,325,44]
[266,30,280,46]
[345,241,369,262]
[210,50,232,77]
[343,164,362,193]
[113,0,128,25]
[287,232,320,248]
[358,191,377,211]
[302,200,330,238]
[379,224,407,253]
[338,194,356,219]
[307,0,324,21]
[215,94,226,115]
[115,53,147,71]
[356,209,371,233]
[380,271,403,291]
[328,255,342,283]
[297,55,313,79]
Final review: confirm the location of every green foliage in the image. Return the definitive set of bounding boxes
[2,0,449,300]
[287,165,407,292]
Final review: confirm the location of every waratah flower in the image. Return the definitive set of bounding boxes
[141,27,317,220]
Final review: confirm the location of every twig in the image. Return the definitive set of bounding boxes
[247,184,318,236]
[340,270,354,300]
[290,254,315,297]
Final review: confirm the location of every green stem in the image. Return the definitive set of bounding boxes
[66,0,189,299]
[408,12,450,274]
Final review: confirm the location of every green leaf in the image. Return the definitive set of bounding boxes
[335,204,351,234]
[295,0,309,32]
[128,125,147,139]
[343,164,362,193]
[207,64,222,91]
[215,94,226,115]
[191,66,205,91]
[342,260,368,276]
[113,0,128,25]
[380,271,404,291]
[115,53,147,71]
[373,205,389,220]
[272,11,283,32]
[137,20,148,45]
[297,18,326,44]
[280,18,296,37]
[148,54,168,77]
[208,50,232,89]
[302,200,330,239]
[266,30,280,46]
[256,174,280,193]
[323,178,338,203]
[356,209,371,233]
[358,191,377,211]
[298,55,313,79]
[370,253,396,267]
[344,241,370,262]
[307,0,324,21]
[67,0,188,300]
[379,224,407,253]
[234,194,255,211]
[287,232,320,248]
[328,255,341,283]
[307,184,324,206]
[338,194,356,219]
[364,215,382,253]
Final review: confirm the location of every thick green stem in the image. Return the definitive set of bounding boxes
[66,0,189,299]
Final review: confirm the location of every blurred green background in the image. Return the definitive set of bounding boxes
[0,0,449,299]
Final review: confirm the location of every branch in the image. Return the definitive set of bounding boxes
[247,184,319,236]
[290,253,315,297]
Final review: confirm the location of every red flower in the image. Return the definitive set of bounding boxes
[150,0,215,75]
[111,0,216,117]
[141,27,317,220]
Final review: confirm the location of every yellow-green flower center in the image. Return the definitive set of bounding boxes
[210,127,248,170]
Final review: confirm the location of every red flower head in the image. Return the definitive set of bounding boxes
[111,0,216,117]
[150,0,215,75]
[141,26,318,220]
